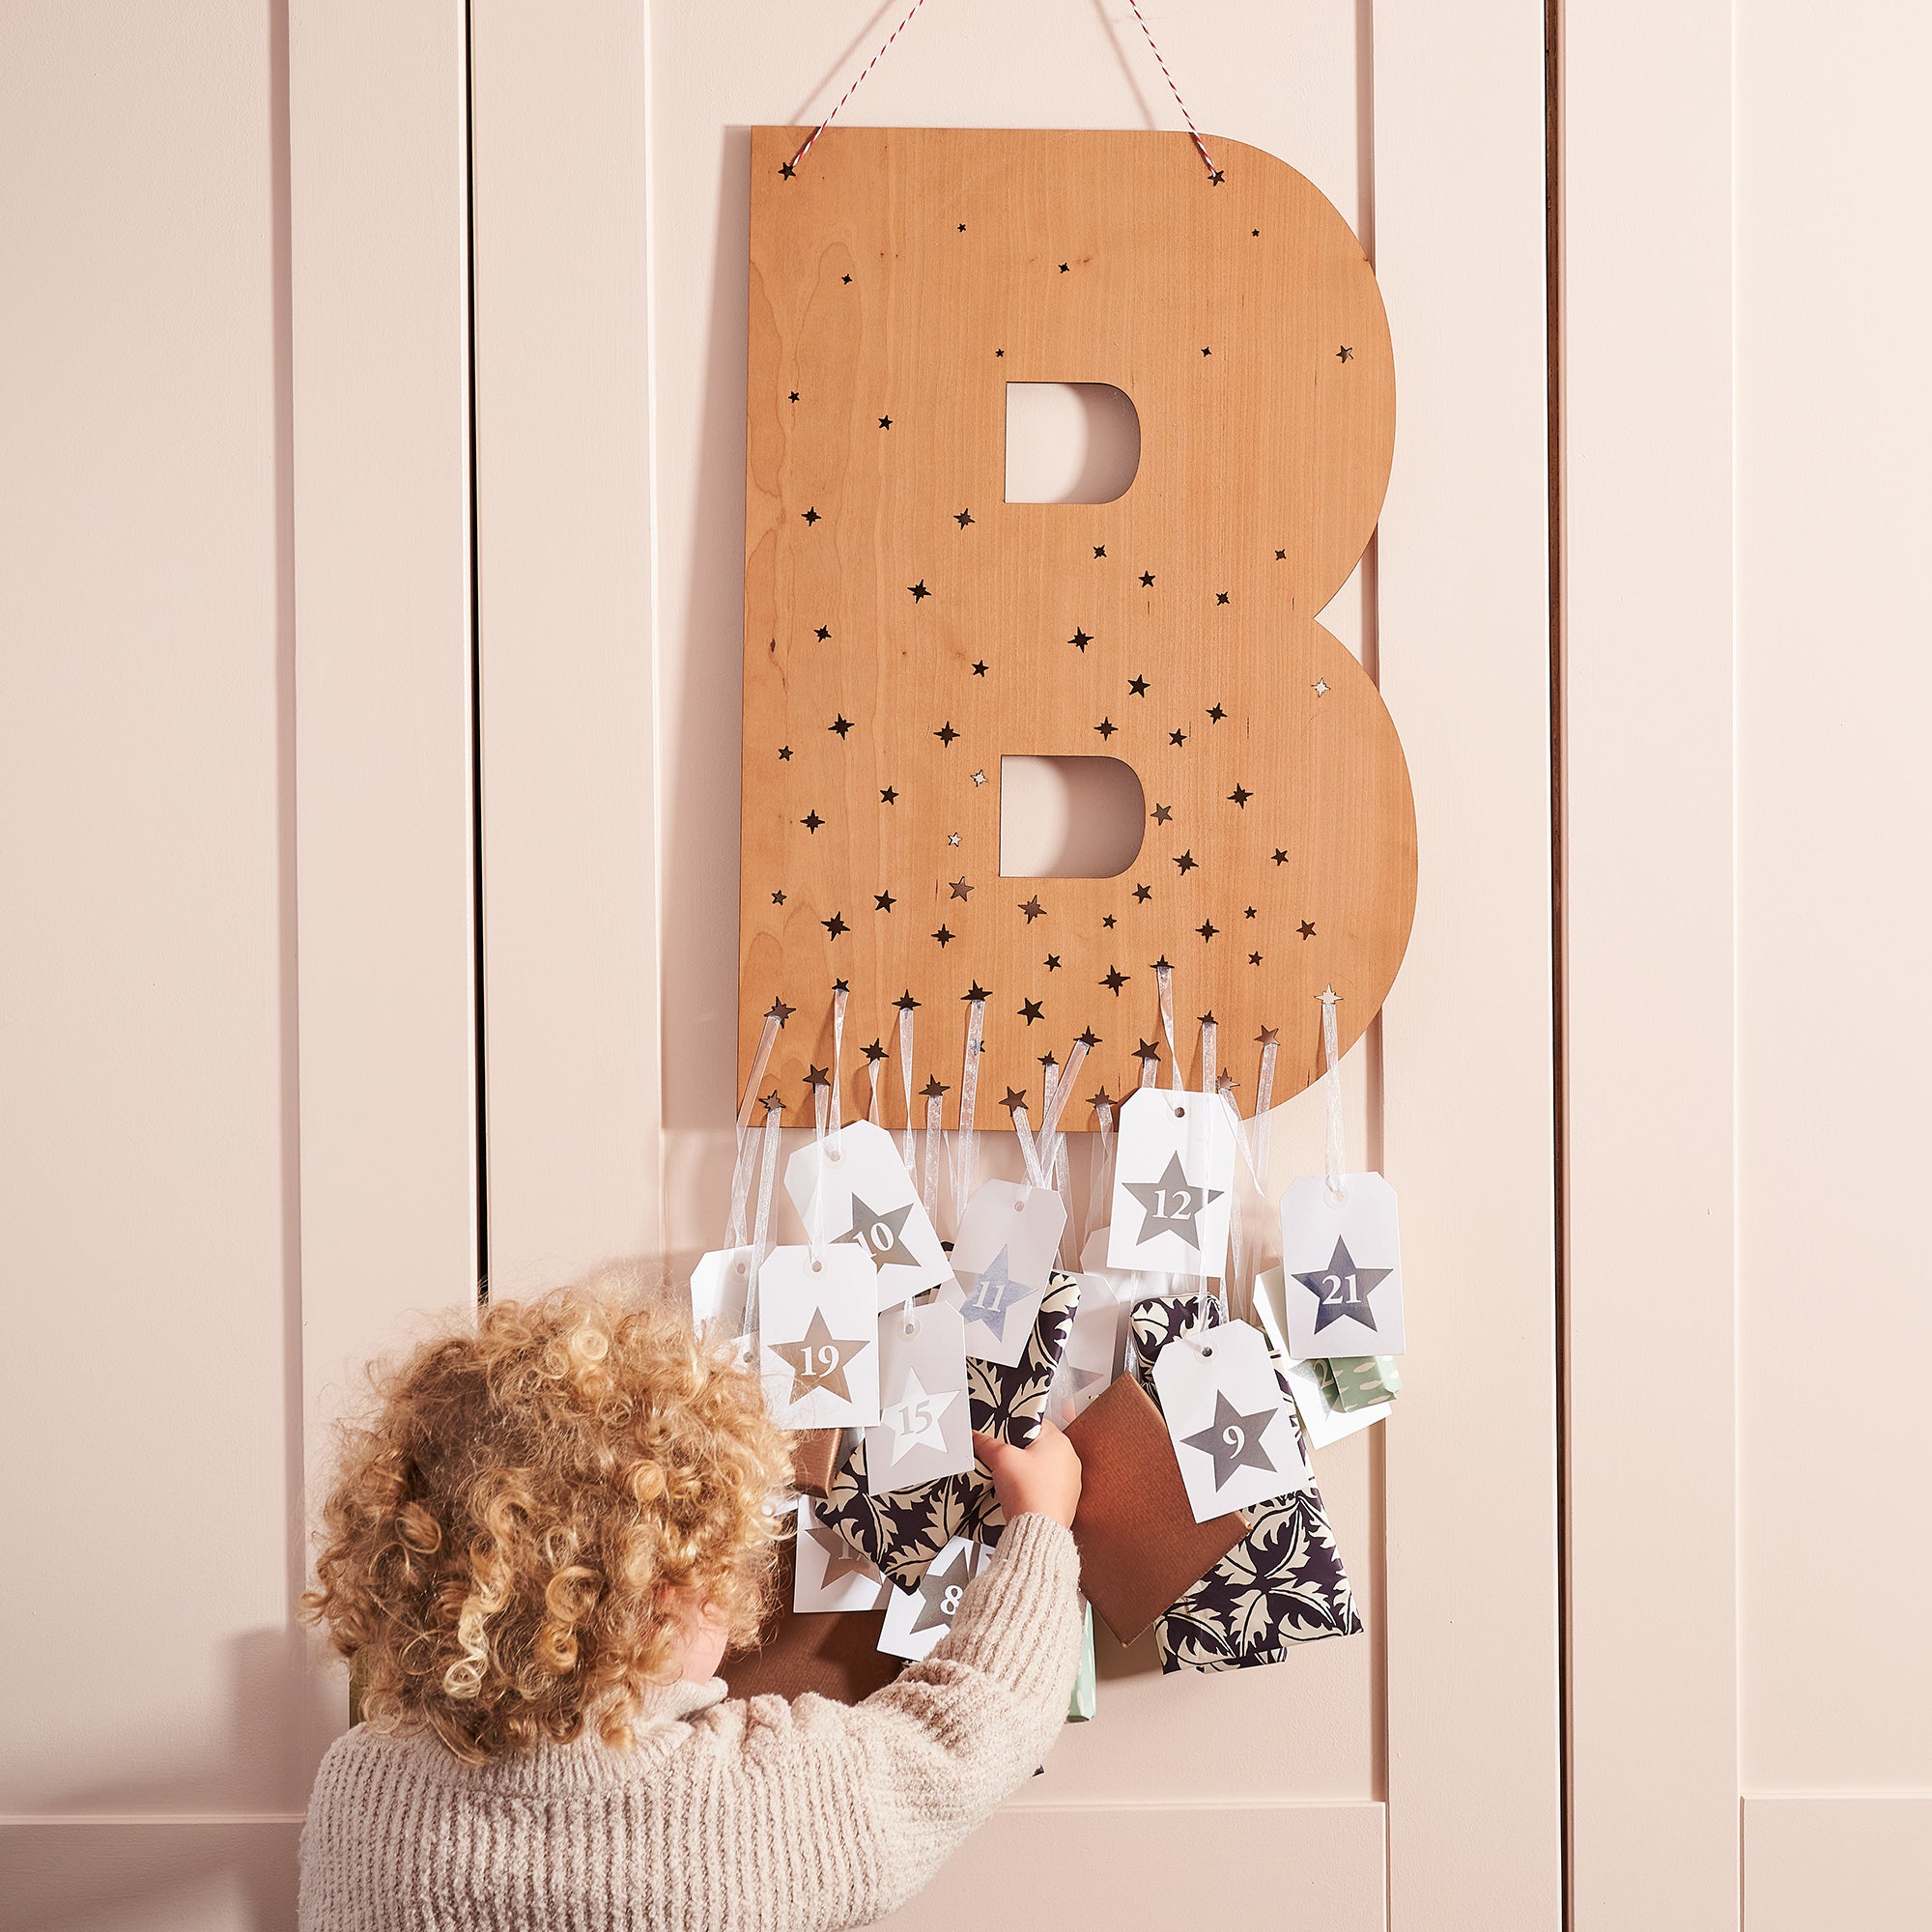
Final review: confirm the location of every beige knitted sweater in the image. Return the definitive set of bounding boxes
[299,1513,1083,1932]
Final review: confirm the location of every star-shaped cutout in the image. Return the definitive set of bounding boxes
[921,1075,949,1099]
[772,1307,872,1406]
[1094,544,1106,558]
[1059,261,1070,273]
[1271,848,1290,867]
[801,810,824,834]
[1095,717,1117,739]
[950,877,973,900]
[788,389,801,403]
[1256,1027,1280,1046]
[878,1369,958,1463]
[879,414,893,430]
[1100,966,1128,994]
[778,744,792,760]
[1202,346,1212,356]
[1298,920,1317,939]
[963,981,990,1002]
[895,990,921,1013]
[1068,628,1092,652]
[1076,1026,1101,1049]
[807,1523,874,1586]
[934,722,958,746]
[875,891,895,912]
[1135,1038,1161,1063]
[1208,167,1226,185]
[1174,850,1198,874]
[909,579,930,602]
[1313,678,1330,696]
[814,624,831,641]
[802,506,820,526]
[1179,1389,1282,1492]
[998,1088,1028,1116]
[1133,883,1152,902]
[863,1039,889,1064]
[1151,803,1174,825]
[955,508,974,527]
[772,891,785,905]
[1044,953,1062,971]
[1215,591,1230,606]
[1038,1049,1058,1069]
[1208,703,1228,724]
[1336,344,1353,361]
[1018,896,1045,922]
[1123,1152,1225,1252]
[841,273,852,284]
[1018,998,1043,1024]
[1140,571,1155,587]
[1275,547,1287,560]
[1128,674,1150,697]
[1197,1009,1217,1027]
[759,1090,784,1115]
[1293,1236,1394,1334]
[822,912,849,939]
[972,660,988,676]
[1101,914,1116,928]
[767,999,795,1026]
[1089,1087,1117,1110]
[1198,920,1218,941]
[932,925,953,947]
[779,159,797,179]
[837,1193,918,1269]
[1170,727,1187,747]
[907,1542,974,1634]
[880,785,898,804]
[947,832,960,846]
[1249,950,1264,965]
[1229,783,1251,808]
[830,714,853,738]
[959,1247,1034,1343]
[806,1065,830,1088]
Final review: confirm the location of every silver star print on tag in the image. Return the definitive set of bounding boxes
[1107,1088,1237,1278]
[1179,1388,1284,1492]
[837,1192,919,1270]
[1278,1173,1406,1357]
[959,1247,1031,1342]
[1291,1235,1395,1335]
[1123,1151,1225,1252]
[877,1369,958,1463]
[1151,1319,1309,1522]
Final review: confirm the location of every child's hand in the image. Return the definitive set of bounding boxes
[973,1419,1082,1529]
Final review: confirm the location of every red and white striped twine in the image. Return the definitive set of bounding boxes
[787,0,933,174]
[784,0,1222,183]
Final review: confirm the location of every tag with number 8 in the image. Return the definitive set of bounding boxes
[1278,1171,1406,1358]
[877,1535,991,1661]
[1151,1317,1309,1522]
[757,1244,881,1429]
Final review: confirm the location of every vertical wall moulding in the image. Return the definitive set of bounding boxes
[738,127,1416,1123]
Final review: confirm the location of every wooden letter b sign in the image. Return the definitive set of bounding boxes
[739,128,1415,1123]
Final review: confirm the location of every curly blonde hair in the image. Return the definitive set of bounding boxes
[300,1285,790,1764]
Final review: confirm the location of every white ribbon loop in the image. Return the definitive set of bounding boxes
[952,996,985,1215]
[745,1099,784,1335]
[1320,987,1346,1204]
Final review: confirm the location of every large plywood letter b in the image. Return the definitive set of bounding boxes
[739,128,1414,1122]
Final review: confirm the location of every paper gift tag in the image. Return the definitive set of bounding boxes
[1107,1087,1236,1278]
[865,1298,975,1493]
[792,1498,889,1611]
[690,1246,754,1368]
[948,1179,1067,1367]
[1253,1265,1393,1449]
[784,1119,952,1310]
[758,1244,881,1429]
[1278,1171,1406,1357]
[1151,1318,1310,1522]
[877,1535,991,1661]
[1048,1270,1122,1429]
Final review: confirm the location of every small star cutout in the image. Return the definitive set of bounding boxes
[1175,850,1198,874]
[802,506,827,528]
[950,878,973,901]
[771,890,785,905]
[1094,545,1107,558]
[1136,1039,1161,1063]
[814,624,831,641]
[1068,628,1092,652]
[875,891,895,912]
[778,745,792,760]
[1089,1086,1117,1110]
[1018,896,1045,922]
[971,660,988,676]
[934,723,958,746]
[863,1040,890,1066]
[878,415,893,430]
[801,810,824,833]
[1044,953,1062,972]
[996,348,1005,357]
[1075,1027,1102,1052]
[955,508,974,528]
[1202,346,1212,356]
[1152,954,1173,972]
[1229,784,1252,808]
[1336,345,1353,361]
[1199,920,1218,941]
[830,715,853,738]
[972,769,986,786]
[1140,571,1155,587]
[767,999,795,1027]
[1244,906,1257,920]
[909,579,930,602]
[1151,803,1174,825]
[1256,1028,1280,1047]
[1215,590,1230,606]
[1313,678,1330,696]
[806,1065,830,1088]
[841,273,852,284]
[895,989,921,1012]
[1271,849,1290,867]
[758,1090,784,1114]
[964,981,991,1003]
[958,222,966,232]
[1249,950,1264,965]
[1298,920,1317,939]
[1133,883,1152,903]
[1100,966,1129,994]
[1059,262,1070,273]
[880,785,898,804]
[932,925,953,947]
[788,389,800,403]
[1197,1010,1216,1027]
[1208,703,1227,723]
[833,979,849,994]
[1128,675,1150,697]
[822,912,849,939]
[1275,548,1287,560]
[921,1075,949,1099]
[779,160,796,179]
[1208,168,1227,185]
[1101,914,1117,929]
[947,833,960,846]
[1170,727,1187,747]
[1039,1049,1059,1069]
[1018,999,1043,1025]
[1095,717,1117,740]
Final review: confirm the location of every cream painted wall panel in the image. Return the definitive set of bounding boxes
[470,0,664,1294]
[1743,1798,1932,1932]
[0,0,311,1850]
[1736,0,1932,1790]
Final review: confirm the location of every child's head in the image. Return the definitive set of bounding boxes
[300,1285,789,1764]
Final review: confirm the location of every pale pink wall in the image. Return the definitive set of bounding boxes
[0,3,309,1926]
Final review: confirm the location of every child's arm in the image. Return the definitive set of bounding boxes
[684,1430,1085,1931]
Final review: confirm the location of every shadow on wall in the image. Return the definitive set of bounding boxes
[0,1629,326,1932]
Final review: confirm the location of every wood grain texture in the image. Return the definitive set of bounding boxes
[739,127,1413,1125]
